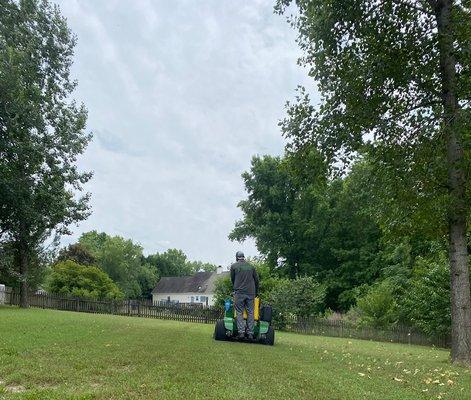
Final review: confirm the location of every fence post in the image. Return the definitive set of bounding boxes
[0,284,5,306]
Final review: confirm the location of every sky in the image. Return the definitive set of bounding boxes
[55,0,314,266]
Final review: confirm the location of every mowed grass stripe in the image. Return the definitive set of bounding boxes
[0,307,469,400]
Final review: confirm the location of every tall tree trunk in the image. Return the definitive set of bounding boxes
[435,0,471,365]
[18,241,29,308]
[17,220,29,308]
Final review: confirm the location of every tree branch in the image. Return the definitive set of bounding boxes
[381,100,441,123]
[393,0,434,15]
[426,0,439,10]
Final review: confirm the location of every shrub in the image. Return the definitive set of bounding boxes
[356,280,398,329]
[268,276,326,322]
[213,275,233,306]
[47,260,124,300]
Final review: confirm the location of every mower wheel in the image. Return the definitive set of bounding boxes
[214,319,227,341]
[263,326,275,346]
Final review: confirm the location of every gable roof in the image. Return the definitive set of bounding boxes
[152,271,230,294]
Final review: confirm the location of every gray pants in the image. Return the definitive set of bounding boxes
[234,293,255,336]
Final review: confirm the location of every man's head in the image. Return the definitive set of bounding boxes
[236,251,245,262]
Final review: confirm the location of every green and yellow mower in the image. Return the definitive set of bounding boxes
[214,297,274,345]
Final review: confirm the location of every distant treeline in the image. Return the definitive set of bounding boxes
[0,230,216,301]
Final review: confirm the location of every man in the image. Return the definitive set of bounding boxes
[230,251,259,340]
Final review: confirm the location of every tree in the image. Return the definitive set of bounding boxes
[79,231,157,299]
[230,151,327,276]
[0,0,92,307]
[47,260,123,300]
[276,0,471,365]
[230,154,382,310]
[145,249,199,277]
[186,260,217,272]
[0,241,49,291]
[57,243,96,266]
[136,262,160,299]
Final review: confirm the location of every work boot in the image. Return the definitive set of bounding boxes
[247,333,254,341]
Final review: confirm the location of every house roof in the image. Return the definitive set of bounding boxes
[152,271,230,294]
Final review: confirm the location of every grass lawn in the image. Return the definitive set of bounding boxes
[0,307,470,400]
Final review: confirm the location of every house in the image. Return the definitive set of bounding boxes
[152,266,230,306]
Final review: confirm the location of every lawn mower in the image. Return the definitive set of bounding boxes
[214,296,275,345]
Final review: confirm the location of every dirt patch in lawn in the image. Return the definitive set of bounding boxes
[5,385,26,393]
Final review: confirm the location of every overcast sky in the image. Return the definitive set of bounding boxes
[56,0,314,266]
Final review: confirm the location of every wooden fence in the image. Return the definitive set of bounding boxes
[278,315,450,348]
[2,289,223,324]
[0,288,449,348]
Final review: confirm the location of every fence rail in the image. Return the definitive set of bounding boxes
[0,288,449,348]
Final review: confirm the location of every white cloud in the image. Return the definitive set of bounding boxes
[56,0,315,265]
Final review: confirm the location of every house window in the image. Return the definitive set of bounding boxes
[167,296,170,302]
[195,296,199,301]
[190,296,194,303]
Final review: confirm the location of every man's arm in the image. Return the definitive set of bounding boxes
[253,267,259,296]
[230,265,235,285]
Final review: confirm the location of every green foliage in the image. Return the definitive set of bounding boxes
[268,276,326,319]
[136,263,160,299]
[186,260,217,272]
[76,232,215,299]
[0,241,49,290]
[47,260,123,300]
[356,281,398,329]
[57,243,96,266]
[380,240,414,291]
[145,248,216,277]
[401,253,452,337]
[213,275,233,307]
[0,0,91,296]
[79,231,158,299]
[275,1,469,192]
[275,0,471,362]
[230,151,327,275]
[230,154,382,310]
